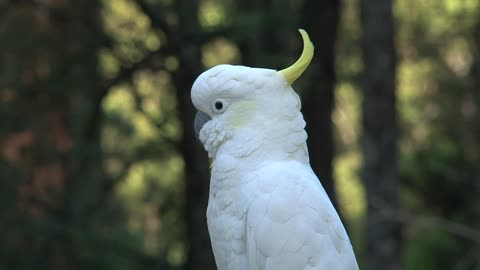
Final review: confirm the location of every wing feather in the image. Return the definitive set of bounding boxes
[245,162,359,270]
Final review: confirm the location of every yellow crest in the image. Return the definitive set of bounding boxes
[278,29,314,85]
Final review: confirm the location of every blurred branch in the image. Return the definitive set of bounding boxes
[453,245,479,270]
[129,85,180,149]
[85,138,174,219]
[135,0,173,37]
[86,46,169,140]
[82,157,136,220]
[371,198,480,243]
[135,0,230,45]
[401,213,480,243]
[99,48,166,102]
[197,28,231,43]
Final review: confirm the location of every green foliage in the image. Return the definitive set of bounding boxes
[405,230,466,270]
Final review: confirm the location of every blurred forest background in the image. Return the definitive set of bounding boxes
[1,0,479,270]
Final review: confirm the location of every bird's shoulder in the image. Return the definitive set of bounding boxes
[249,160,324,197]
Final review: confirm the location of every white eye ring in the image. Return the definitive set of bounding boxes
[212,99,227,113]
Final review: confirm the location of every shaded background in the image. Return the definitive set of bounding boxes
[1,0,479,270]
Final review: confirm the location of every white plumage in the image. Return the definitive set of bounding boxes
[191,30,359,270]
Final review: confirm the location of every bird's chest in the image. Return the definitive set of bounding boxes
[207,191,249,239]
[206,177,254,270]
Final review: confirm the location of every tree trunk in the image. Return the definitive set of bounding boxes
[360,1,401,270]
[472,19,480,270]
[301,0,341,209]
[175,59,215,270]
[174,1,217,269]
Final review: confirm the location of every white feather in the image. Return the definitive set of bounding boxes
[192,64,359,270]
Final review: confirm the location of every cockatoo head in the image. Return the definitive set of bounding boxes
[191,30,314,158]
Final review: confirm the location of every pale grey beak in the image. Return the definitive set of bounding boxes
[194,111,211,141]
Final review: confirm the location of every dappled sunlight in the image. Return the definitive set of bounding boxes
[332,82,364,219]
[441,38,473,77]
[199,0,230,28]
[335,151,365,221]
[334,0,365,241]
[100,1,186,260]
[101,73,185,261]
[100,48,121,78]
[333,82,361,146]
[333,82,364,221]
[102,0,162,63]
[333,77,365,256]
[116,157,186,264]
[397,60,435,148]
[202,38,241,67]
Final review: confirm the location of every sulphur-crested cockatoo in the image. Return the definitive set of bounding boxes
[191,29,359,270]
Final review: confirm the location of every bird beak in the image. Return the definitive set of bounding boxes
[194,111,211,141]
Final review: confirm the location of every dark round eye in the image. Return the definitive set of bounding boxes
[214,101,223,111]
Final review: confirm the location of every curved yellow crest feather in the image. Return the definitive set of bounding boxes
[278,29,314,85]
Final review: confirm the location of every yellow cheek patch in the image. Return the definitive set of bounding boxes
[226,100,257,129]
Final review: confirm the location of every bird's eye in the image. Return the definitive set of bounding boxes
[212,99,227,113]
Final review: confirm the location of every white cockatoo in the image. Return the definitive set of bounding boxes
[191,29,359,270]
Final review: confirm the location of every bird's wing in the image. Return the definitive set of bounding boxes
[245,162,359,270]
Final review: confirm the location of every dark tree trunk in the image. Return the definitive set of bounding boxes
[175,59,215,270]
[174,1,216,269]
[472,20,480,268]
[360,1,401,270]
[235,0,291,68]
[301,0,341,209]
